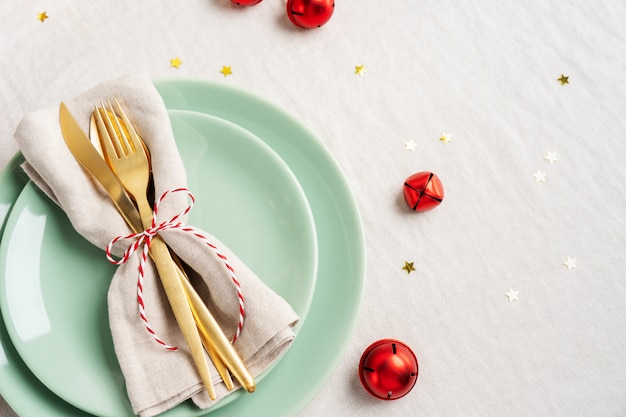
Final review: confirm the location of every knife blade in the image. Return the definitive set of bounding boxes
[59,102,143,232]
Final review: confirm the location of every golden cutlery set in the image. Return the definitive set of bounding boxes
[59,99,254,399]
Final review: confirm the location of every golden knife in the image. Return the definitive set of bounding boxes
[60,103,254,394]
[60,102,216,399]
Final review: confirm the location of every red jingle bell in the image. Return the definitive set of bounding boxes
[286,0,335,29]
[231,0,263,5]
[359,339,419,400]
[403,171,444,212]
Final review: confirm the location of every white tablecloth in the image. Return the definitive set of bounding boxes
[2,1,625,416]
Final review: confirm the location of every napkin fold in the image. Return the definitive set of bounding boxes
[13,74,299,417]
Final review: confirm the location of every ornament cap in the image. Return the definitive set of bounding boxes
[358,339,418,400]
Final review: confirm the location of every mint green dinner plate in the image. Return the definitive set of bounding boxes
[0,78,365,417]
[0,111,317,416]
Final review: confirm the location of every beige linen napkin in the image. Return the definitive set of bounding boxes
[14,74,299,417]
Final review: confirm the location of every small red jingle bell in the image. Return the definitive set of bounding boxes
[403,171,444,212]
[231,0,263,5]
[286,0,335,29]
[359,339,419,400]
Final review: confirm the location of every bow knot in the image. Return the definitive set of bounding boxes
[105,188,244,350]
[106,187,194,265]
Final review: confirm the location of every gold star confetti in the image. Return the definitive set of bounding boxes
[505,288,519,302]
[220,66,233,77]
[170,57,182,69]
[355,65,366,76]
[563,256,577,270]
[402,261,416,274]
[439,132,452,144]
[37,11,48,22]
[544,151,558,164]
[532,169,546,183]
[558,74,569,85]
[404,140,417,152]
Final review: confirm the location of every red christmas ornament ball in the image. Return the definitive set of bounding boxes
[359,339,419,400]
[286,0,335,29]
[403,171,444,212]
[231,0,263,5]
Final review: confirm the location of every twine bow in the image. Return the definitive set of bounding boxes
[106,188,245,350]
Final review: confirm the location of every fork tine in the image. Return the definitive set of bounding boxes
[100,101,128,157]
[104,99,132,156]
[94,105,121,162]
[113,98,143,156]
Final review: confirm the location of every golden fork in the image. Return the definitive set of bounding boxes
[61,103,243,397]
[95,100,255,393]
[89,111,235,391]
[93,99,215,398]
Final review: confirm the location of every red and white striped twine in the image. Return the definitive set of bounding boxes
[106,188,245,350]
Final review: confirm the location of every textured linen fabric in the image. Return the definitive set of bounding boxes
[1,1,626,416]
[11,74,298,416]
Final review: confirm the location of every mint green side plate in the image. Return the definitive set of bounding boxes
[0,79,365,417]
[0,111,317,417]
